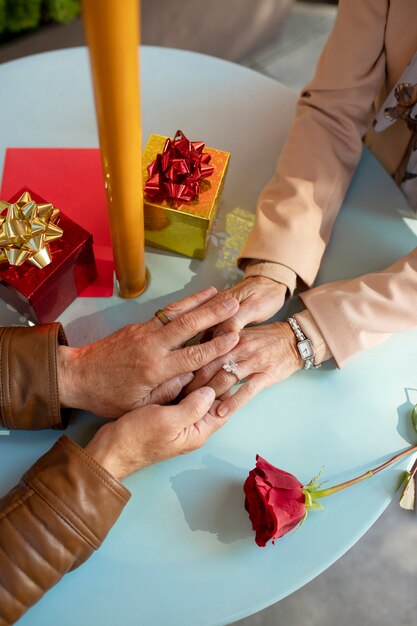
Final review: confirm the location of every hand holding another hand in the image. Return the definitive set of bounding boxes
[58,287,240,418]
[202,276,287,337]
[187,322,303,417]
[85,387,223,480]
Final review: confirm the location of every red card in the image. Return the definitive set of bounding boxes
[0,148,113,296]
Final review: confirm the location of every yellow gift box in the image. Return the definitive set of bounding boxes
[143,133,230,259]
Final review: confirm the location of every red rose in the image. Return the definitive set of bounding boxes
[244,455,306,547]
[244,435,417,546]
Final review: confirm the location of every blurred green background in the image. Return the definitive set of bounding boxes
[0,0,80,36]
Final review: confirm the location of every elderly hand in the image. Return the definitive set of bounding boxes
[58,287,240,418]
[186,322,303,417]
[202,276,287,337]
[85,387,223,480]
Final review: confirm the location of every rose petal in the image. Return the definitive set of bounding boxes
[267,486,306,539]
[256,455,303,490]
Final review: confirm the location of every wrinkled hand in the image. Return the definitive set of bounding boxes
[186,322,303,417]
[203,276,287,337]
[85,387,223,480]
[58,287,240,418]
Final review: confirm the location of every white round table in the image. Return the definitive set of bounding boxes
[0,47,416,626]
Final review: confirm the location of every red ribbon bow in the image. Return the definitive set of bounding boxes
[145,130,214,205]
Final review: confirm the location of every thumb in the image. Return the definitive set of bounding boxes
[174,387,216,428]
[190,398,230,445]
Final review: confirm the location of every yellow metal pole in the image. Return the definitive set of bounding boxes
[82,0,146,298]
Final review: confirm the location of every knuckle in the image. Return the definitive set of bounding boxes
[212,333,234,354]
[217,370,232,387]
[238,334,250,349]
[164,301,182,316]
[137,332,152,353]
[176,313,199,334]
[187,398,205,422]
[183,343,207,368]
[122,323,134,334]
[197,363,213,381]
[188,401,202,421]
[185,293,201,308]
[122,323,140,338]
[166,292,200,316]
[245,379,259,396]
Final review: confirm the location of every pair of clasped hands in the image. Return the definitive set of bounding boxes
[58,277,302,482]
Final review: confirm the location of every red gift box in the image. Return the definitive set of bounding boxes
[0,189,97,324]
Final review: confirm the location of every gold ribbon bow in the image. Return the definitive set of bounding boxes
[0,192,63,269]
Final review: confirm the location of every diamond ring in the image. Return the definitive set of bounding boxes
[222,359,239,380]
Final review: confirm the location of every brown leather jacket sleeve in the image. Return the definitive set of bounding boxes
[0,323,71,430]
[0,436,131,625]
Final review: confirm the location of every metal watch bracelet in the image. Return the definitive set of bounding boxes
[286,316,321,370]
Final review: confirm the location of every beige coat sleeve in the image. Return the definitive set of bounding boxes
[238,0,417,367]
[239,0,388,288]
[299,247,417,367]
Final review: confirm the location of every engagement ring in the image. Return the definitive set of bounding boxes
[222,360,239,380]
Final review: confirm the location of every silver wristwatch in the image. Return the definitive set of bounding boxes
[286,317,321,370]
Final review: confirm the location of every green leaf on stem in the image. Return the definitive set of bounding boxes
[309,500,325,511]
[399,457,417,511]
[399,471,416,510]
[304,466,327,492]
[411,404,417,434]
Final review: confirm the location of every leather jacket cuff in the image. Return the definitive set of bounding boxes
[0,436,131,624]
[0,323,72,430]
[23,436,131,563]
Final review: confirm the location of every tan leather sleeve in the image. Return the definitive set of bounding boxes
[300,246,417,367]
[0,436,130,626]
[0,324,71,430]
[238,0,388,286]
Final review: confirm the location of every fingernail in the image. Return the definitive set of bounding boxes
[200,387,216,401]
[217,405,229,418]
[223,297,237,310]
[223,331,239,343]
[180,372,194,386]
[203,286,217,296]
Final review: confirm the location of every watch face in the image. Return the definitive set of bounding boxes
[298,339,314,359]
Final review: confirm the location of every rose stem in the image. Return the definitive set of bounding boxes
[312,444,417,499]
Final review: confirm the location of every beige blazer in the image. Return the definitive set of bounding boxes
[239,0,417,367]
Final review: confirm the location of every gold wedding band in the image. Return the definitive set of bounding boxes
[154,309,173,325]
